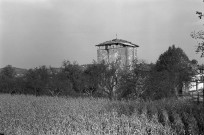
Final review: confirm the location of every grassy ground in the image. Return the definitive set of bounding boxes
[0,94,203,135]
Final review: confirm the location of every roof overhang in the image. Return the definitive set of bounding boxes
[95,39,139,47]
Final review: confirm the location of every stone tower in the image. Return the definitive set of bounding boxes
[95,38,139,67]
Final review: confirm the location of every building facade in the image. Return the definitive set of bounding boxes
[95,38,139,67]
[182,65,204,97]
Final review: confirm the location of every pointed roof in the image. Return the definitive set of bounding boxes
[95,39,139,47]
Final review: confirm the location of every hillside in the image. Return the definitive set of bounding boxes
[0,67,27,75]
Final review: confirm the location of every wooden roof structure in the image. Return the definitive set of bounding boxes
[95,39,139,47]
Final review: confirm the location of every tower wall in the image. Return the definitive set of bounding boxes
[97,45,137,67]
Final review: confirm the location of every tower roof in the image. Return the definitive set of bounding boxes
[95,39,139,47]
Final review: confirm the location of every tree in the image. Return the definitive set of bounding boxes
[61,60,85,94]
[191,59,198,65]
[0,65,16,93]
[14,76,26,94]
[48,67,73,96]
[144,68,175,100]
[147,45,193,98]
[24,65,74,97]
[84,60,120,100]
[25,66,50,96]
[191,0,204,57]
[191,31,204,57]
[83,62,101,96]
[116,60,150,100]
[154,45,193,97]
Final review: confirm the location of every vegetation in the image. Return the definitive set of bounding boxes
[0,44,202,134]
[191,0,204,57]
[0,94,203,135]
[0,1,203,134]
[83,60,120,100]
[0,65,16,94]
[117,60,150,100]
[0,45,196,101]
[143,45,193,100]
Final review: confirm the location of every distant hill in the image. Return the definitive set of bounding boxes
[13,67,28,75]
[0,67,63,76]
[0,67,27,75]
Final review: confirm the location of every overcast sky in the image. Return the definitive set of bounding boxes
[0,0,203,69]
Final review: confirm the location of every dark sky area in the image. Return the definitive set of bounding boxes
[0,0,203,69]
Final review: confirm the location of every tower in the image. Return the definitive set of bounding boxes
[95,38,139,67]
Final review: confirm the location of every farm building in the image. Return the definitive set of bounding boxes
[189,65,204,90]
[95,38,139,67]
[182,65,204,101]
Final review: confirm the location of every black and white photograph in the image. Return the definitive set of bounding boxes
[0,0,204,134]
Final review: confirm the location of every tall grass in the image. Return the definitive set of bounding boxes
[0,94,203,135]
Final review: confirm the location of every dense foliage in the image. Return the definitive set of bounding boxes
[0,60,150,99]
[0,65,16,93]
[144,45,193,100]
[116,60,150,100]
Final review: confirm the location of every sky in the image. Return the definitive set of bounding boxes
[0,0,204,69]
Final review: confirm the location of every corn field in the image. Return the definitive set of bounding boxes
[0,94,203,135]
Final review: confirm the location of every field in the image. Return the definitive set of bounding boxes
[0,94,203,135]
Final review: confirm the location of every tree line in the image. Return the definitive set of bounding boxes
[0,45,197,100]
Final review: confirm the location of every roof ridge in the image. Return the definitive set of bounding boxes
[96,38,139,47]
